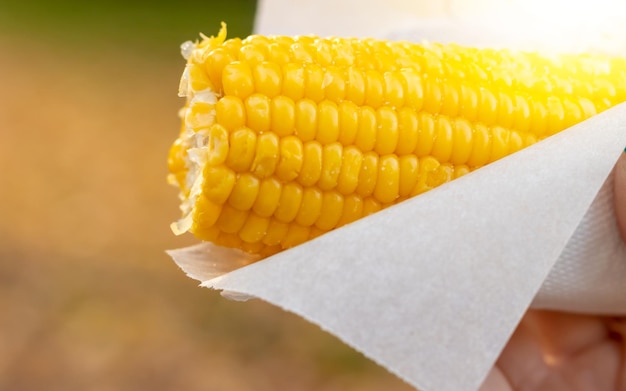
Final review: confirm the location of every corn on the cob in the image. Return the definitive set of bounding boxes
[168,23,626,258]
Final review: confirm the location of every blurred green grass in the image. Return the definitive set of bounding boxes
[0,0,256,56]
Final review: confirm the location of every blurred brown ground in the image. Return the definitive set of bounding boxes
[0,19,414,391]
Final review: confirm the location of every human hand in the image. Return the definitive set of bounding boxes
[480,152,626,391]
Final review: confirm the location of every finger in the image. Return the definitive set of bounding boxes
[607,318,626,390]
[525,310,608,358]
[495,313,550,390]
[614,150,626,243]
[478,367,513,391]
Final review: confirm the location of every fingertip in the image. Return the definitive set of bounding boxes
[614,150,626,243]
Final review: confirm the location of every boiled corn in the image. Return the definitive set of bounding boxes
[168,23,626,257]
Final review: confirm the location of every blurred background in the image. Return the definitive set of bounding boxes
[0,1,412,390]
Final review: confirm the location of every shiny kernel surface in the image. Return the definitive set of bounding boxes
[228,173,260,211]
[245,94,271,133]
[276,136,304,181]
[251,132,280,178]
[294,99,317,142]
[316,100,339,144]
[298,141,323,186]
[253,62,282,98]
[226,128,257,172]
[337,146,363,195]
[374,106,398,155]
[295,188,323,226]
[318,142,343,190]
[252,178,282,217]
[216,96,246,131]
[315,191,344,231]
[222,62,254,98]
[271,96,295,136]
[202,166,236,204]
[374,154,400,204]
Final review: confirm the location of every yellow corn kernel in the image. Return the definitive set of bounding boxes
[193,195,222,228]
[188,63,214,92]
[226,127,257,172]
[298,141,323,187]
[400,69,423,110]
[282,63,305,101]
[398,155,419,198]
[431,115,453,163]
[239,42,266,64]
[216,96,246,131]
[274,182,303,223]
[356,152,378,197]
[318,142,343,190]
[206,124,229,165]
[355,106,377,152]
[251,132,279,178]
[324,67,346,102]
[282,224,311,249]
[490,126,510,162]
[295,187,323,226]
[336,194,363,227]
[412,156,440,195]
[440,82,460,117]
[459,82,479,121]
[202,165,236,204]
[271,96,295,136]
[295,99,318,142]
[496,91,514,129]
[346,67,366,105]
[205,47,234,92]
[374,154,400,204]
[252,62,282,98]
[450,118,473,165]
[245,93,271,133]
[276,136,304,181]
[384,71,404,108]
[262,219,289,246]
[546,96,566,135]
[364,70,384,108]
[252,177,282,217]
[415,112,435,157]
[375,106,398,155]
[305,63,325,102]
[222,61,254,98]
[228,173,259,211]
[316,191,344,231]
[316,100,339,144]
[395,108,418,155]
[512,94,531,132]
[337,146,363,195]
[239,213,270,244]
[362,198,382,217]
[337,100,359,145]
[466,123,491,167]
[423,76,442,113]
[508,130,524,155]
[266,42,290,65]
[216,204,249,234]
[478,87,498,125]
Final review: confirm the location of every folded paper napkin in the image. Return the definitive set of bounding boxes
[533,168,626,313]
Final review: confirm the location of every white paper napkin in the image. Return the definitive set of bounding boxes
[169,104,626,391]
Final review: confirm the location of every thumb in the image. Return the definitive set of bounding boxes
[615,150,626,243]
